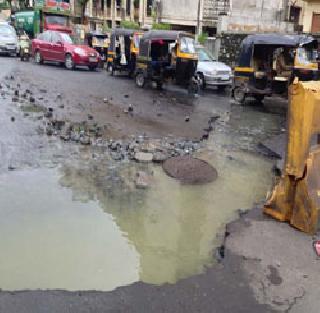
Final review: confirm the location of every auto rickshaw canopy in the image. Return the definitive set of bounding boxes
[238,34,318,68]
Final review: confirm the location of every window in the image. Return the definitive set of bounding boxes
[60,33,73,44]
[51,31,61,43]
[147,0,152,16]
[0,25,15,36]
[45,15,68,26]
[197,48,215,62]
[42,31,52,42]
[180,37,196,54]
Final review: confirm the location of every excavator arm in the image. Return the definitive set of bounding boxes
[264,79,320,234]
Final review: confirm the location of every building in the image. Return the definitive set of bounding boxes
[290,0,320,33]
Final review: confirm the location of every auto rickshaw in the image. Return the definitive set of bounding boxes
[17,29,31,61]
[85,31,110,65]
[233,34,319,104]
[107,29,143,76]
[135,30,199,93]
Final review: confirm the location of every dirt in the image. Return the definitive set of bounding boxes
[163,156,218,184]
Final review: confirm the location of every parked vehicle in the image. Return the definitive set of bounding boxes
[135,30,199,93]
[85,31,110,66]
[107,29,143,76]
[32,30,100,70]
[196,46,232,91]
[233,34,319,104]
[17,30,31,61]
[15,0,71,38]
[0,22,18,56]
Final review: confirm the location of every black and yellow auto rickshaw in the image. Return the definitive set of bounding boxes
[107,29,143,76]
[233,34,319,104]
[135,30,199,92]
[85,31,110,65]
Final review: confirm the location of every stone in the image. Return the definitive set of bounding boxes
[10,116,15,122]
[80,136,91,145]
[29,96,35,103]
[152,152,167,163]
[128,104,134,112]
[185,116,190,122]
[134,152,153,163]
[110,152,123,161]
[135,171,152,189]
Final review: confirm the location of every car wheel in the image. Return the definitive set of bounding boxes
[199,73,206,90]
[135,73,145,88]
[217,85,227,92]
[65,54,74,70]
[234,87,246,104]
[35,50,43,64]
[254,94,265,103]
[89,65,96,71]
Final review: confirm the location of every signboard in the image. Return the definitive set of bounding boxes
[34,0,71,14]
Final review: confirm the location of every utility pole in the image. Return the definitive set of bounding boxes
[197,0,201,35]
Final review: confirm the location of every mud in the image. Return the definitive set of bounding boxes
[163,156,218,184]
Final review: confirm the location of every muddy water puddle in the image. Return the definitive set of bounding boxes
[0,148,273,291]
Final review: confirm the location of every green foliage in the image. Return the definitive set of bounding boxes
[102,22,110,33]
[152,23,171,30]
[120,20,140,30]
[198,32,208,45]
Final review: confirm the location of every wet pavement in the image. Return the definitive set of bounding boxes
[0,56,302,312]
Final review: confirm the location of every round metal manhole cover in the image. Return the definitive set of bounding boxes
[163,156,218,185]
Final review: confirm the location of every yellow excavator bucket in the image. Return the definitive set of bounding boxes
[264,80,320,234]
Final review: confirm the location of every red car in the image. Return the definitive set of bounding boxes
[32,30,100,71]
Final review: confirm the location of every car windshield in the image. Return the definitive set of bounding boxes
[0,25,15,36]
[197,48,215,62]
[60,33,73,44]
[180,36,195,54]
[45,15,68,26]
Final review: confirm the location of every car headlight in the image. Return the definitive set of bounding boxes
[74,48,86,56]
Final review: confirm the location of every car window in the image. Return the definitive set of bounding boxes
[60,33,73,44]
[41,31,52,42]
[51,32,61,44]
[0,25,15,36]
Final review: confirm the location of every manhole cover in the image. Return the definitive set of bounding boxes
[163,156,218,185]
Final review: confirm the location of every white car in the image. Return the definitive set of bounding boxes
[196,46,232,91]
[0,22,19,56]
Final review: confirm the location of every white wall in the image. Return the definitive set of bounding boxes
[218,0,293,33]
[160,0,199,26]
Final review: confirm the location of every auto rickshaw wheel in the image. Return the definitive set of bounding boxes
[199,73,206,90]
[253,94,265,103]
[135,73,145,88]
[65,54,74,70]
[234,87,246,104]
[156,81,163,90]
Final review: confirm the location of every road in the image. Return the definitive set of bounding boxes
[0,56,318,313]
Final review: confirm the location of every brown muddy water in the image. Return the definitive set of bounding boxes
[0,147,273,291]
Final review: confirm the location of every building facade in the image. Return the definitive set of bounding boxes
[291,0,320,33]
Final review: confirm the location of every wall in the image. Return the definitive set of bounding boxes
[218,0,293,33]
[295,0,320,33]
[160,0,199,26]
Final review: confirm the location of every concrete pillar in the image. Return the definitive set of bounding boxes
[130,0,134,21]
[197,0,204,35]
[111,0,116,28]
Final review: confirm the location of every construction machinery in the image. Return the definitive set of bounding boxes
[264,78,320,234]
